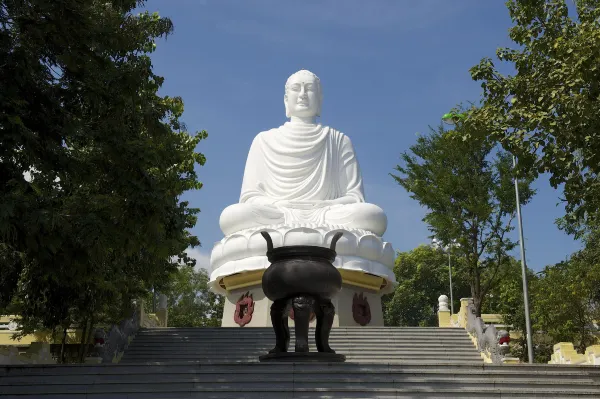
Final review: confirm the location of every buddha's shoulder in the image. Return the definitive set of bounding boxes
[324,126,352,144]
[252,125,349,141]
[246,129,276,148]
[254,127,281,140]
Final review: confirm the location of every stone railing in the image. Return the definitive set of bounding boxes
[548,342,600,365]
[91,312,139,364]
[438,295,517,364]
[90,294,168,363]
[0,342,55,365]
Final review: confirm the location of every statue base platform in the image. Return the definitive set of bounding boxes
[259,352,346,363]
[221,283,383,327]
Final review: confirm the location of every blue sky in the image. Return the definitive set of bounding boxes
[142,0,580,271]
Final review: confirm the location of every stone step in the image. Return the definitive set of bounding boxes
[132,337,474,348]
[119,359,486,365]
[122,354,485,361]
[4,362,599,376]
[3,371,598,385]
[136,329,469,335]
[1,381,599,398]
[119,359,488,365]
[132,338,472,344]
[2,378,598,390]
[124,345,479,352]
[2,391,599,399]
[125,346,478,353]
[127,345,475,356]
[135,327,468,333]
[132,339,473,346]
[134,332,471,336]
[133,333,474,339]
[133,334,473,341]
[137,327,466,331]
[128,338,478,345]
[134,330,472,335]
[130,339,475,346]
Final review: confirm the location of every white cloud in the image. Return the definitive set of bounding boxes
[185,247,211,272]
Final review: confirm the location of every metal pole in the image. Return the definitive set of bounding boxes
[153,286,156,313]
[448,249,454,315]
[513,155,534,363]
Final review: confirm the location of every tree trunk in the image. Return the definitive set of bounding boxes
[578,312,588,353]
[59,327,68,364]
[473,295,483,318]
[471,261,483,317]
[81,316,95,363]
[77,318,89,363]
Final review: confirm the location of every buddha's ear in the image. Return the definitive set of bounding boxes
[317,89,323,117]
[284,94,290,118]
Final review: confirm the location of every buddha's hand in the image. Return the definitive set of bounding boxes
[274,200,321,210]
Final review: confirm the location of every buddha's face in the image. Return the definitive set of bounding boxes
[285,72,321,118]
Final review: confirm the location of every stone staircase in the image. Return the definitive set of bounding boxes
[1,326,599,398]
[121,327,483,364]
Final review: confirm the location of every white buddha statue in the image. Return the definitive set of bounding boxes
[219,70,387,237]
[210,70,396,309]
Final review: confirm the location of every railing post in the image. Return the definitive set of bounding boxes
[437,295,451,327]
[157,294,168,327]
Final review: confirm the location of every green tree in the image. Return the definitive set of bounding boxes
[392,120,535,316]
[163,267,224,327]
[534,248,600,354]
[0,0,206,360]
[481,257,542,362]
[467,0,600,229]
[481,257,533,325]
[384,245,470,327]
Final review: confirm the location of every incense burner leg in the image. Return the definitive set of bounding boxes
[269,298,290,354]
[315,297,336,353]
[292,295,315,352]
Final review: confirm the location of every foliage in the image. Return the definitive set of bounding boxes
[391,117,535,316]
[467,0,600,230]
[0,0,206,360]
[481,257,542,361]
[384,245,470,327]
[487,234,600,362]
[533,243,600,354]
[481,257,534,327]
[163,266,223,327]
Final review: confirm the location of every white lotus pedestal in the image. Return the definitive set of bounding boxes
[209,225,396,328]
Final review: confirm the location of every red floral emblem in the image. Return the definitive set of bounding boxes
[289,307,316,322]
[352,292,371,326]
[234,292,254,327]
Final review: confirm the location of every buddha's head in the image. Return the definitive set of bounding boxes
[284,70,322,119]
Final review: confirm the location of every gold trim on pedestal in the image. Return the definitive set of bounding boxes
[339,270,386,291]
[219,269,386,293]
[220,270,264,291]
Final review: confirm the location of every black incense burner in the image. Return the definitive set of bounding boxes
[259,231,346,362]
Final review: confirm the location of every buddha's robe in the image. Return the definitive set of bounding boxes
[219,122,387,236]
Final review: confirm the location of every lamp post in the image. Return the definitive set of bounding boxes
[432,238,458,315]
[441,111,534,363]
[512,155,535,364]
[152,285,156,313]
